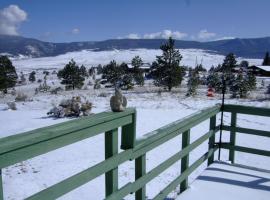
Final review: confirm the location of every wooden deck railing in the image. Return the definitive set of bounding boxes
[0,104,269,200]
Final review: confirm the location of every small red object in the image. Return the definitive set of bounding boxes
[207,87,214,97]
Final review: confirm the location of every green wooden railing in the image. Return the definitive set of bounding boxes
[0,104,269,200]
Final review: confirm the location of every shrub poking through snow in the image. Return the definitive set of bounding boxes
[7,102,17,110]
[47,96,92,118]
[15,92,28,102]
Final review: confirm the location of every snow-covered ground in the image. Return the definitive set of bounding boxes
[12,48,262,72]
[176,161,270,200]
[0,50,269,199]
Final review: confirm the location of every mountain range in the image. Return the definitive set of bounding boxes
[0,35,269,59]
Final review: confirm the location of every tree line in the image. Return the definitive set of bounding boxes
[0,37,269,98]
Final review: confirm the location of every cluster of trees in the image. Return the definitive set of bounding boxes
[57,59,88,90]
[0,40,269,99]
[101,59,143,89]
[206,53,257,98]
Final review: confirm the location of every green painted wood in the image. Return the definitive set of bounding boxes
[224,104,270,117]
[221,144,270,157]
[25,149,133,200]
[180,130,190,193]
[0,169,3,200]
[132,125,220,161]
[106,129,218,200]
[222,125,270,138]
[229,112,237,163]
[153,147,218,200]
[136,105,220,150]
[0,108,135,155]
[105,129,118,197]
[208,115,216,165]
[0,115,132,169]
[135,154,146,200]
[121,111,137,150]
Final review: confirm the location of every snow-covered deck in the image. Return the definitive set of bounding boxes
[176,162,270,200]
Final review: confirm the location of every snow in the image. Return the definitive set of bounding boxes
[0,50,269,199]
[1,89,270,199]
[11,48,262,72]
[176,161,270,200]
[254,65,270,72]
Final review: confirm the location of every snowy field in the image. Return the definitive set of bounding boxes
[12,48,262,72]
[0,49,270,199]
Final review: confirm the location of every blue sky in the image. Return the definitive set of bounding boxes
[0,0,269,42]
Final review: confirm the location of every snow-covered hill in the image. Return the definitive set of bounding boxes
[12,48,262,72]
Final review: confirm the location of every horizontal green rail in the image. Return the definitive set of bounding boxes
[221,143,270,157]
[222,125,270,138]
[223,104,270,117]
[1,104,270,200]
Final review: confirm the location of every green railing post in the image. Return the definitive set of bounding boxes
[180,129,190,193]
[121,111,136,150]
[0,169,3,200]
[208,115,216,165]
[105,128,118,197]
[135,154,146,200]
[229,112,237,163]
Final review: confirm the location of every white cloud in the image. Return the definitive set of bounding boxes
[197,29,216,40]
[0,5,27,35]
[71,28,80,34]
[120,30,188,40]
[143,29,188,39]
[126,33,140,39]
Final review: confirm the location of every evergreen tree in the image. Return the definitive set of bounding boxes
[246,71,256,91]
[80,65,88,77]
[262,52,270,66]
[186,69,200,96]
[0,56,18,93]
[57,59,85,90]
[102,60,125,86]
[29,71,36,83]
[150,37,183,91]
[131,56,144,86]
[206,71,222,92]
[221,53,237,74]
[230,72,249,98]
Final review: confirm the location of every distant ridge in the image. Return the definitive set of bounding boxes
[0,35,269,58]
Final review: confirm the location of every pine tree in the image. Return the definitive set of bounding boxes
[206,71,222,92]
[57,59,85,90]
[186,69,200,96]
[262,52,270,66]
[102,60,125,86]
[131,56,144,86]
[221,53,237,74]
[0,56,18,93]
[29,71,36,83]
[230,72,249,98]
[246,71,256,91]
[150,37,183,91]
[80,65,88,77]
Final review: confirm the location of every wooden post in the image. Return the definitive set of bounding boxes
[105,128,118,197]
[135,154,146,200]
[229,112,237,163]
[0,169,3,200]
[121,111,136,150]
[208,115,216,165]
[180,129,190,193]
